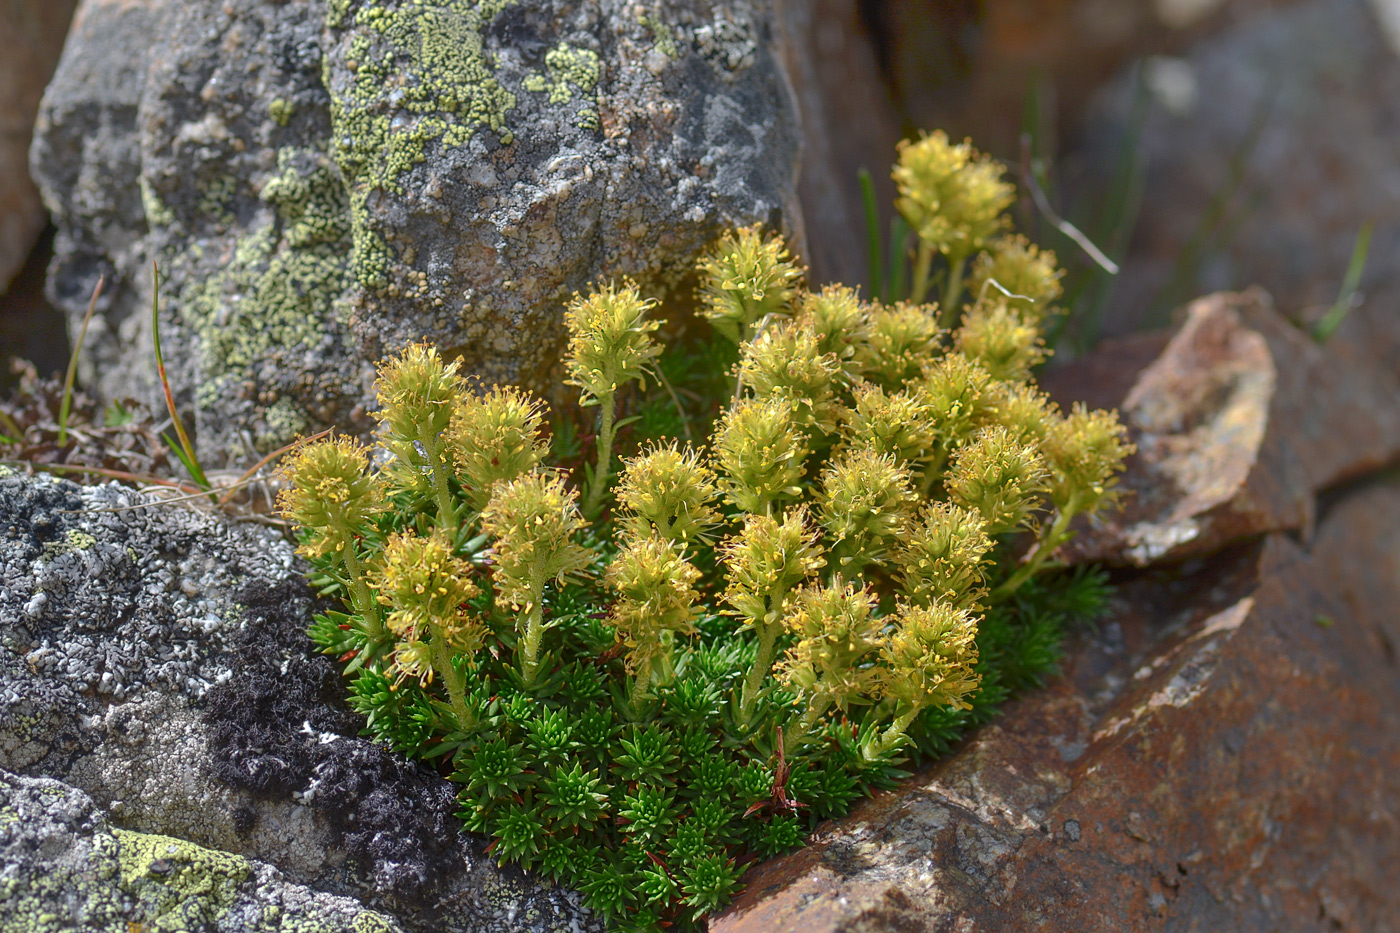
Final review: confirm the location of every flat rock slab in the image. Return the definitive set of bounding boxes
[714,479,1400,932]
[1057,289,1400,566]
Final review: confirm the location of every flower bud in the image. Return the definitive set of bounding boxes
[738,320,845,435]
[841,383,938,469]
[777,582,885,713]
[563,280,662,406]
[969,234,1063,321]
[945,425,1049,534]
[697,225,803,343]
[880,601,981,712]
[857,301,944,390]
[893,131,1014,259]
[375,526,484,651]
[816,447,915,576]
[276,434,384,557]
[917,351,994,455]
[1040,403,1134,517]
[374,342,463,456]
[895,501,993,610]
[616,441,721,546]
[796,284,871,377]
[448,385,550,509]
[721,508,825,629]
[711,396,811,515]
[480,470,593,610]
[955,298,1048,383]
[605,534,702,675]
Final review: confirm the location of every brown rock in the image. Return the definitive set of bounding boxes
[773,0,903,289]
[0,0,79,294]
[1062,288,1400,567]
[1072,0,1400,341]
[715,479,1400,932]
[861,0,1305,158]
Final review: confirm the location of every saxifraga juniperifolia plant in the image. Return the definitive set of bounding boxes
[278,134,1133,931]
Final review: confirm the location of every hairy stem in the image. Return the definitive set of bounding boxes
[782,695,833,752]
[340,543,383,642]
[582,395,616,521]
[942,250,969,324]
[432,636,475,730]
[910,241,935,304]
[421,425,459,535]
[989,501,1078,603]
[864,704,922,761]
[518,568,549,687]
[738,613,782,728]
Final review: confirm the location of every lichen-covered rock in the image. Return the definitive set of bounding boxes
[714,479,1400,932]
[0,769,404,932]
[0,470,598,931]
[32,0,800,465]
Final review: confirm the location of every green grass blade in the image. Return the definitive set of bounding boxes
[58,275,105,447]
[1313,220,1374,343]
[150,263,211,491]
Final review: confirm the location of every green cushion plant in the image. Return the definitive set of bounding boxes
[278,132,1133,931]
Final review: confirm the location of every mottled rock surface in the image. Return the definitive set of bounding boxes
[0,470,597,931]
[0,0,79,293]
[32,0,800,464]
[715,480,1400,932]
[0,769,401,933]
[1063,289,1400,566]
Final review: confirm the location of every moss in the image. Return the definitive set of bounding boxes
[140,176,177,229]
[39,529,97,562]
[197,174,239,226]
[177,147,354,452]
[523,42,600,129]
[325,0,519,290]
[269,97,295,126]
[114,828,249,931]
[638,13,679,58]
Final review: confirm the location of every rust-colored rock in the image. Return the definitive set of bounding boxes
[1062,288,1400,567]
[714,479,1400,932]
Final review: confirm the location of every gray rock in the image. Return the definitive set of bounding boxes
[32,0,801,466]
[0,469,598,931]
[0,768,405,932]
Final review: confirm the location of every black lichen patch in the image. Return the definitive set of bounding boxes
[202,577,471,908]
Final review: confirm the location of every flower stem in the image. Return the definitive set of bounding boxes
[421,426,459,535]
[864,705,921,761]
[582,395,616,521]
[989,502,1078,603]
[340,542,383,642]
[782,696,833,752]
[432,637,475,730]
[738,616,781,728]
[518,569,548,687]
[910,241,935,304]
